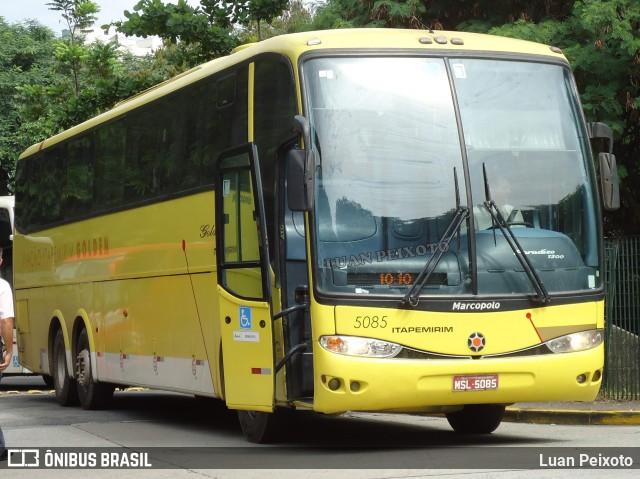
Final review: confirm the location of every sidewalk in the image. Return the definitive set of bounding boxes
[505,399,640,425]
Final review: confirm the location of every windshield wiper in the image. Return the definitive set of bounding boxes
[400,168,469,308]
[481,164,550,304]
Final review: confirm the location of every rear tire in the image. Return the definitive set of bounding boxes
[446,404,505,434]
[76,328,114,410]
[52,328,79,407]
[237,410,283,443]
[42,374,54,389]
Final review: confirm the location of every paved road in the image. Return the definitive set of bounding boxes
[1,377,639,478]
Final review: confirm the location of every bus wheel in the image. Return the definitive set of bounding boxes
[42,374,54,389]
[76,328,114,410]
[52,329,79,407]
[237,410,282,443]
[445,404,505,434]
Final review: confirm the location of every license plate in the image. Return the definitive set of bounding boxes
[452,374,499,391]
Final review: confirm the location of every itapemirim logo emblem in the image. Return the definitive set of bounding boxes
[468,332,486,352]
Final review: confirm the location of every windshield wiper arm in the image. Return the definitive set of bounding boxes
[400,168,469,308]
[482,164,550,304]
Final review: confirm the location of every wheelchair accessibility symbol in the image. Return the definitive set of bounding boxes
[239,306,252,330]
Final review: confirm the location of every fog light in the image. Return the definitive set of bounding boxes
[576,374,587,384]
[592,370,602,382]
[350,381,360,392]
[328,378,341,390]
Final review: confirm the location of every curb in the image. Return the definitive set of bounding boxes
[504,407,640,425]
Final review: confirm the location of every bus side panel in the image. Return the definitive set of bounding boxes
[15,288,48,375]
[95,274,218,396]
[15,193,222,395]
[190,272,224,397]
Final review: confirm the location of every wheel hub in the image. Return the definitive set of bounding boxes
[76,349,90,387]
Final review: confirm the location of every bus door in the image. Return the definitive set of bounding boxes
[216,144,275,411]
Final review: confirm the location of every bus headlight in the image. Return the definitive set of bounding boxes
[546,329,603,353]
[320,335,402,358]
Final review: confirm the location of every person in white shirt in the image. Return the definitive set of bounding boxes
[0,247,14,462]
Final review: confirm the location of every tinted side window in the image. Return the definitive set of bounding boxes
[15,158,33,231]
[17,66,251,233]
[254,57,296,174]
[253,57,296,257]
[157,85,207,193]
[204,67,249,167]
[125,102,161,201]
[94,120,126,212]
[66,135,93,220]
[40,147,65,225]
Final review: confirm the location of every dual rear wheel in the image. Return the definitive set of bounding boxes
[52,327,114,410]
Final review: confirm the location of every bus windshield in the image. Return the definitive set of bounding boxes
[304,56,600,299]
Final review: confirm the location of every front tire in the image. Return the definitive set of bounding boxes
[446,404,505,434]
[76,328,114,410]
[52,328,79,407]
[237,410,283,443]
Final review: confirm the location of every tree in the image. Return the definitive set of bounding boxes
[240,0,314,41]
[108,0,291,65]
[15,37,187,131]
[46,0,100,95]
[235,0,291,39]
[2,13,189,194]
[0,19,58,194]
[312,0,574,30]
[107,0,237,65]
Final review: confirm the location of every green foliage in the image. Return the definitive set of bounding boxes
[312,0,574,30]
[47,1,101,94]
[240,0,314,41]
[371,0,427,28]
[311,0,375,29]
[108,0,239,64]
[0,19,59,194]
[0,14,191,194]
[107,1,292,63]
[46,0,99,38]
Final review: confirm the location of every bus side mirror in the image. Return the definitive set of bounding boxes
[288,149,308,211]
[288,116,314,212]
[588,122,620,211]
[599,152,620,211]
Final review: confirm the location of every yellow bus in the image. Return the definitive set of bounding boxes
[14,28,619,442]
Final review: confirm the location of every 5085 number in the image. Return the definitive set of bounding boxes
[354,315,388,329]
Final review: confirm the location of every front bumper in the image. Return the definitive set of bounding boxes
[312,342,603,414]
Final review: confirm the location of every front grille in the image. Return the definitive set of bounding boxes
[396,349,470,360]
[394,342,553,360]
[483,343,554,358]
